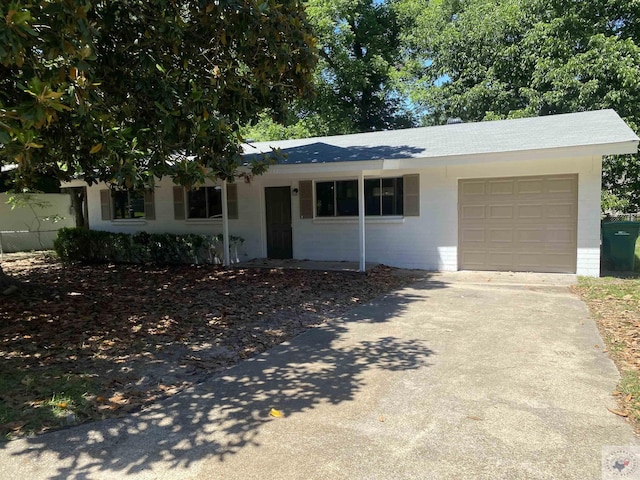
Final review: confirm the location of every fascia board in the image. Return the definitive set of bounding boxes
[264,160,386,175]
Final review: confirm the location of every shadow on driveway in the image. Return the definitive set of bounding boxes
[0,279,447,479]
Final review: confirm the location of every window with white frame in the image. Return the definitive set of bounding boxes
[112,190,145,219]
[187,186,223,218]
[315,178,404,217]
[365,177,404,216]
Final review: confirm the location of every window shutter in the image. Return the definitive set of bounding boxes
[226,183,238,219]
[299,180,313,219]
[403,174,420,216]
[100,189,111,221]
[173,186,185,220]
[144,190,155,220]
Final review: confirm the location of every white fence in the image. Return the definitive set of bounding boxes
[0,193,76,254]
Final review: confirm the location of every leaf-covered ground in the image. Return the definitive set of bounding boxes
[0,253,416,440]
[574,274,640,431]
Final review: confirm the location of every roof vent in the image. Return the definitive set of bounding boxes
[446,117,463,125]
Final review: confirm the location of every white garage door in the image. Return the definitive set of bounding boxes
[458,175,578,273]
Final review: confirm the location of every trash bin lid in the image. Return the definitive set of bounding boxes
[602,221,640,230]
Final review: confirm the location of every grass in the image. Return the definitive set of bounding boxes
[0,369,99,440]
[619,371,640,423]
[576,262,640,430]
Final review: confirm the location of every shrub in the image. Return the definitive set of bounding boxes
[54,228,244,265]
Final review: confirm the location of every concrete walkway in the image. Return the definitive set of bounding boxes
[0,272,636,479]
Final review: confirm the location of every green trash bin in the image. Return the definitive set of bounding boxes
[601,221,640,271]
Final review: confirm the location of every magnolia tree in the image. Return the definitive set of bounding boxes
[0,0,317,286]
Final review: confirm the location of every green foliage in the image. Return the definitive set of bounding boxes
[403,0,640,209]
[1,0,317,191]
[0,368,98,440]
[602,191,631,214]
[244,0,417,140]
[53,228,244,265]
[241,111,327,141]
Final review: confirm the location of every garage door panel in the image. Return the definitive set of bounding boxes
[546,203,574,219]
[489,181,514,195]
[547,227,574,244]
[489,228,513,243]
[516,179,544,194]
[489,205,514,219]
[461,205,486,220]
[516,252,544,268]
[460,251,487,267]
[462,182,486,196]
[547,177,577,194]
[461,228,485,243]
[516,228,544,243]
[459,175,577,273]
[540,253,575,269]
[487,252,514,268]
[518,204,544,219]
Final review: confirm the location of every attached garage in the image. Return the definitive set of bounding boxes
[459,175,578,273]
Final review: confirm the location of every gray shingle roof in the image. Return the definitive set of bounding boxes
[242,109,639,165]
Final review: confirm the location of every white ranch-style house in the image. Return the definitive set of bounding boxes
[64,109,639,277]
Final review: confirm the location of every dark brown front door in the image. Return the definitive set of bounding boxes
[265,186,293,259]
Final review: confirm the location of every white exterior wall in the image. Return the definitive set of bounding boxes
[287,168,457,270]
[0,193,76,253]
[85,178,265,262]
[84,154,603,276]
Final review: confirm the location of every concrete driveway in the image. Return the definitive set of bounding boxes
[0,272,637,479]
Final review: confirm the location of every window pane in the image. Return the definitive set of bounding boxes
[336,180,358,216]
[365,179,381,216]
[316,182,335,217]
[207,187,223,218]
[112,191,128,219]
[187,189,206,218]
[130,193,145,218]
[112,190,145,219]
[395,178,404,215]
[381,178,403,215]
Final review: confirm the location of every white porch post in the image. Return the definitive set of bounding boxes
[358,172,366,272]
[221,179,231,267]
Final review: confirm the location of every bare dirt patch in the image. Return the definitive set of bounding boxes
[0,252,416,439]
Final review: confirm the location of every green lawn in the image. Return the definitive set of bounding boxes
[576,272,640,429]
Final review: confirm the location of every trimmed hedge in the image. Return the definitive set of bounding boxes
[53,228,244,265]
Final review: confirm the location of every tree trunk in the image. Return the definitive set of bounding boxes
[0,264,17,293]
[69,187,87,228]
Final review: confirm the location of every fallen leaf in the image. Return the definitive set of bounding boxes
[607,407,628,417]
[0,421,26,431]
[466,415,484,421]
[269,408,284,418]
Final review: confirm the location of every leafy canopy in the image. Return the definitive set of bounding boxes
[0,0,317,191]
[244,0,417,141]
[402,0,640,208]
